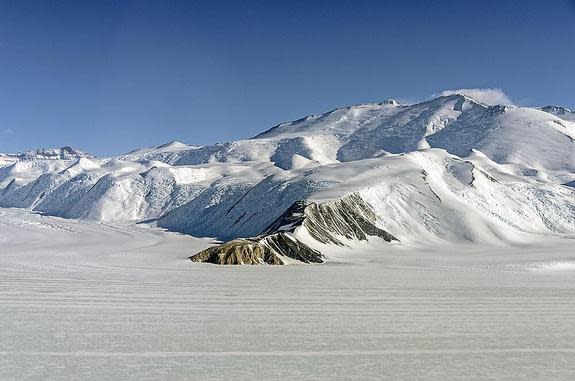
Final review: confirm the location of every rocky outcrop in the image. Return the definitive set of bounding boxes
[302,194,398,245]
[190,238,283,265]
[541,105,571,115]
[264,193,397,246]
[189,232,323,265]
[190,192,397,265]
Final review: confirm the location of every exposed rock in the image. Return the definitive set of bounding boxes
[190,192,397,265]
[541,105,571,115]
[483,104,511,117]
[190,232,323,265]
[190,238,283,265]
[261,233,323,263]
[379,99,400,106]
[265,193,398,246]
[304,194,398,245]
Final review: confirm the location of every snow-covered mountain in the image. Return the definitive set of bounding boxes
[540,105,575,122]
[0,146,92,162]
[1,92,574,264]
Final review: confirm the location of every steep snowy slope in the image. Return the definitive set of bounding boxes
[0,147,94,189]
[1,92,574,264]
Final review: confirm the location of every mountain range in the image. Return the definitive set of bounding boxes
[1,93,574,264]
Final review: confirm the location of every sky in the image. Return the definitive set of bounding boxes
[0,0,574,156]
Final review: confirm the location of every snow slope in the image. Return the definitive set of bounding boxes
[1,208,575,380]
[1,92,574,263]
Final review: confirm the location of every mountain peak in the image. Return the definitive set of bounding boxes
[2,147,93,161]
[438,88,513,106]
[155,141,189,149]
[541,105,571,115]
[483,104,512,117]
[437,93,484,105]
[378,99,400,106]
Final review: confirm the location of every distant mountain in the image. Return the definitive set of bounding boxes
[0,146,92,162]
[1,93,574,264]
[540,105,575,121]
[541,105,571,115]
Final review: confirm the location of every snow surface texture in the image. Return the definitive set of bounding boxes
[0,92,574,262]
[1,208,575,380]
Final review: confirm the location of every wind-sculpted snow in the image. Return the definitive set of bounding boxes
[1,92,575,263]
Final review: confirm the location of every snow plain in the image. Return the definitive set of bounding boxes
[1,208,575,380]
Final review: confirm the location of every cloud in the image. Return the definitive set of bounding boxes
[438,88,513,105]
[2,128,14,135]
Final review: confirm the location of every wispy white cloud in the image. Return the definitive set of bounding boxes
[438,88,513,105]
[1,128,14,135]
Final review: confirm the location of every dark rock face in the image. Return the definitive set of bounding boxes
[190,238,284,265]
[483,105,511,117]
[302,194,398,245]
[190,192,396,265]
[263,201,307,234]
[263,193,398,246]
[261,233,323,263]
[189,233,323,265]
[541,105,571,115]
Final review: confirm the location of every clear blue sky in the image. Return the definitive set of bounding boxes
[1,0,574,156]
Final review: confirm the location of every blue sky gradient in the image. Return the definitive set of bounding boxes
[1,0,574,155]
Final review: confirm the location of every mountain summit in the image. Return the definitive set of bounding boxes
[1,146,92,162]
